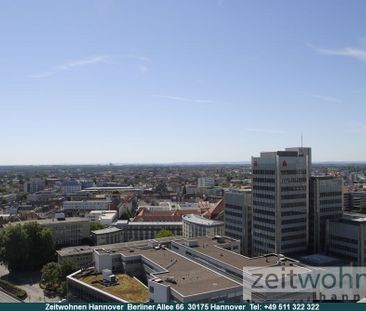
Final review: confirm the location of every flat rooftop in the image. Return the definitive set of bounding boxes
[83,187,142,192]
[7,217,89,227]
[182,214,223,226]
[127,221,182,226]
[77,273,148,302]
[173,237,308,274]
[91,227,122,235]
[57,245,93,257]
[95,245,241,296]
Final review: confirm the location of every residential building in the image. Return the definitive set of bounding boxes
[224,189,252,256]
[182,214,224,238]
[252,147,311,256]
[309,176,343,253]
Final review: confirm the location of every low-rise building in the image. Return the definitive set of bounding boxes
[113,221,182,241]
[182,214,224,238]
[91,227,124,246]
[57,246,94,267]
[63,200,112,213]
[66,236,314,303]
[18,217,91,247]
[88,210,117,226]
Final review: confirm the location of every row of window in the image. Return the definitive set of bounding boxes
[253,193,275,200]
[280,170,307,175]
[282,186,306,192]
[281,193,307,200]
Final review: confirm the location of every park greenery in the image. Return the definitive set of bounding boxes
[154,229,174,239]
[0,222,55,271]
[90,221,106,231]
[40,260,79,297]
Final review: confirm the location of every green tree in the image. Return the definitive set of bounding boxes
[41,260,79,296]
[90,221,106,231]
[41,262,61,292]
[23,222,55,269]
[0,224,29,270]
[0,222,55,271]
[17,192,28,201]
[155,229,174,239]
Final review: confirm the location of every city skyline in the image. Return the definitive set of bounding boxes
[1,1,366,164]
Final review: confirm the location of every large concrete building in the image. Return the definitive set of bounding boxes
[114,220,182,241]
[252,147,311,256]
[182,214,224,238]
[326,212,366,265]
[344,191,366,210]
[224,189,252,256]
[15,217,91,247]
[309,176,343,253]
[23,178,45,194]
[66,236,313,303]
[61,180,82,195]
[63,200,112,213]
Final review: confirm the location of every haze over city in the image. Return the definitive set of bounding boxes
[1,0,366,164]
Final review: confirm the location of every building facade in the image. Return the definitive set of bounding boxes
[91,227,124,246]
[309,176,343,253]
[326,213,366,265]
[224,189,252,256]
[63,200,112,213]
[182,214,224,238]
[252,147,311,256]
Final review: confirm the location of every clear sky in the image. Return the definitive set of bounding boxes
[1,0,366,164]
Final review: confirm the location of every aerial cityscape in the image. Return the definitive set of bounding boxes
[1,148,366,303]
[1,0,366,307]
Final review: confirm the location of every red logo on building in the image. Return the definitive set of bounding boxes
[282,160,287,167]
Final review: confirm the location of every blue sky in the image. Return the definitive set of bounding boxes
[1,0,366,164]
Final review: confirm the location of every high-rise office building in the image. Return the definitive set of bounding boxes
[224,189,252,256]
[309,176,343,253]
[252,147,311,256]
[326,212,366,265]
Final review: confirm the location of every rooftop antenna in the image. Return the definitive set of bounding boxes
[301,133,303,148]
